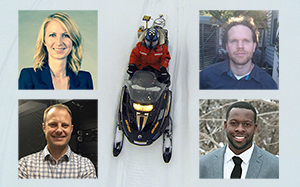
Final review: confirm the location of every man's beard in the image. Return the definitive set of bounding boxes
[228,51,253,66]
[227,131,255,153]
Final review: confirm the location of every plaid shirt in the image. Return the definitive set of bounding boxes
[18,145,97,179]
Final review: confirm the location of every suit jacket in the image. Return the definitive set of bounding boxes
[19,64,93,90]
[199,143,279,178]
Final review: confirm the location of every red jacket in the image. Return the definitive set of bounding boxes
[129,41,171,71]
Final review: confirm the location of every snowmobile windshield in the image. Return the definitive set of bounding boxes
[125,70,167,104]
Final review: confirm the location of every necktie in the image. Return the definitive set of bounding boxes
[231,156,243,178]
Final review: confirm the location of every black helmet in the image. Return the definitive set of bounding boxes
[145,27,159,49]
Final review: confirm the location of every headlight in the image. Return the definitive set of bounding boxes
[133,103,153,112]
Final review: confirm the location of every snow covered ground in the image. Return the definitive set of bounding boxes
[99,1,195,186]
[0,0,300,187]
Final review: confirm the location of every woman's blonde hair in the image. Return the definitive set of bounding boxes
[33,12,82,74]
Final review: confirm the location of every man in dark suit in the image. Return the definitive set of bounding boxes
[199,101,279,178]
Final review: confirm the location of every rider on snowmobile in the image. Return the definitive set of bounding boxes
[127,27,171,86]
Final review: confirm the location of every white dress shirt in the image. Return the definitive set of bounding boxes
[223,143,254,179]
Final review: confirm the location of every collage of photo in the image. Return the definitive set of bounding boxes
[1,1,298,186]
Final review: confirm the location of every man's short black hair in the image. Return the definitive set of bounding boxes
[226,101,257,123]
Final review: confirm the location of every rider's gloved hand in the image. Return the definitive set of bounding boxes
[127,64,139,77]
[158,66,170,84]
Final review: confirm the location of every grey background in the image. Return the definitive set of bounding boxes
[18,10,98,89]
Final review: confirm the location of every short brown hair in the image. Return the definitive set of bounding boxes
[222,15,259,50]
[43,103,72,123]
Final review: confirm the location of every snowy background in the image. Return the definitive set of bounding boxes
[0,0,300,186]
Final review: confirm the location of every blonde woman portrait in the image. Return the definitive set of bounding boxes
[18,11,97,90]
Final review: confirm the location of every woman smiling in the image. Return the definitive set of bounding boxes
[19,12,93,90]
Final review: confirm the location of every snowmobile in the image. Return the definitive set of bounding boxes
[113,15,173,163]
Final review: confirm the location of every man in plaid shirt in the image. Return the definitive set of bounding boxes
[18,104,97,179]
